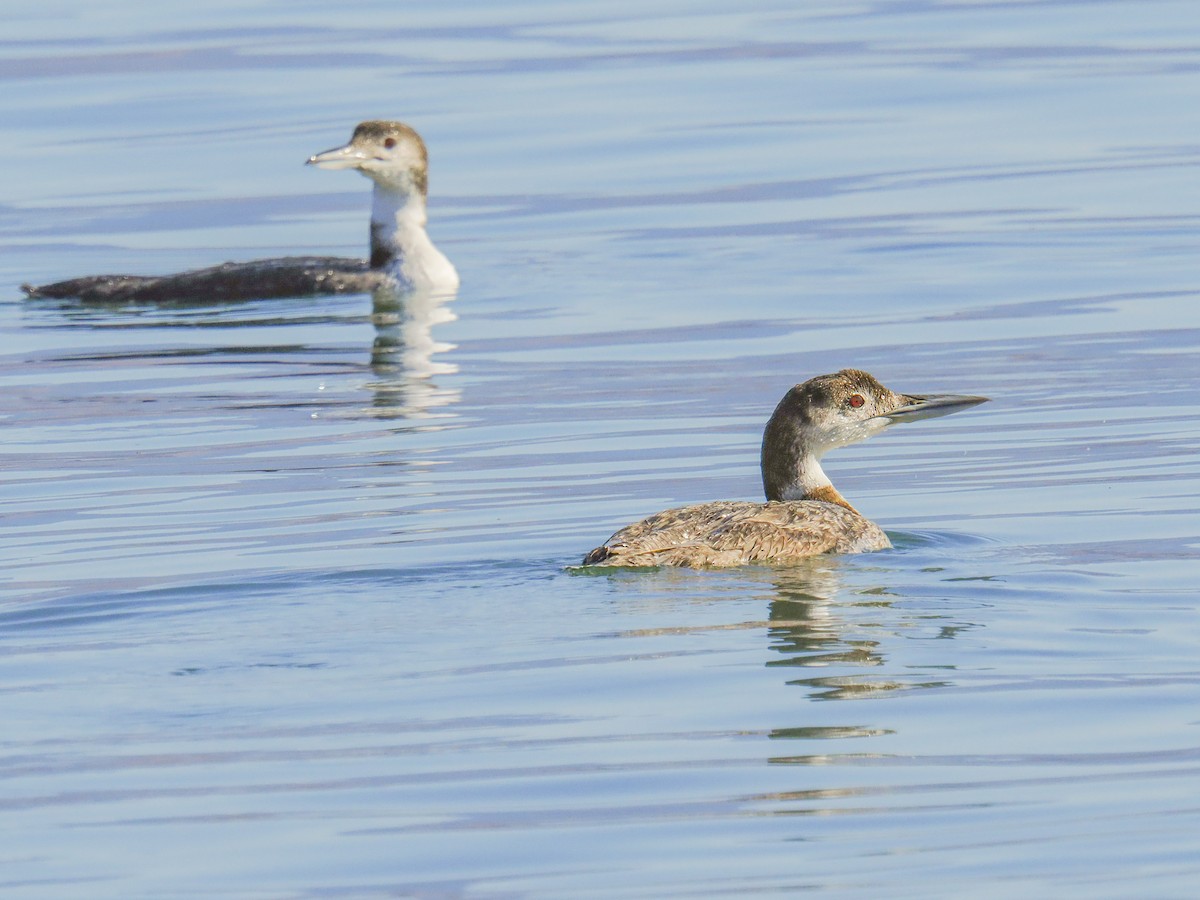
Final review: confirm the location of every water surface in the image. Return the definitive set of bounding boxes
[2,1,1200,896]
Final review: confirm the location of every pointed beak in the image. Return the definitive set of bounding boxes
[306,142,369,170]
[877,392,989,425]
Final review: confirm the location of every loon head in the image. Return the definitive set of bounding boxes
[761,369,988,503]
[775,368,988,455]
[307,120,429,196]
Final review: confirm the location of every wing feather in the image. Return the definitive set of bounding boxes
[23,257,387,303]
[583,500,890,567]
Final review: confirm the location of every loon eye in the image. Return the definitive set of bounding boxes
[848,393,865,408]
[383,137,397,149]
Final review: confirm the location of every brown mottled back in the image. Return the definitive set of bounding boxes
[582,500,890,568]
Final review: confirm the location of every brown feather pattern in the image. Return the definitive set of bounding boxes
[580,369,987,568]
[583,499,890,568]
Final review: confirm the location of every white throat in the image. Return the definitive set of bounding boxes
[778,452,832,501]
[369,183,459,294]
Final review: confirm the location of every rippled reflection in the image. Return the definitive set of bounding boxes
[757,564,959,701]
[23,282,463,422]
[366,286,461,418]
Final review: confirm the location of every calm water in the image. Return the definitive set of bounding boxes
[2,1,1200,896]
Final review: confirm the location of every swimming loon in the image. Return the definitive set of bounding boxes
[21,120,458,302]
[583,369,987,567]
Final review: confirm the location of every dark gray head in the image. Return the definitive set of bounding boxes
[306,120,429,195]
[761,368,988,501]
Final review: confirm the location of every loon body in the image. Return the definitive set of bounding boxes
[583,369,987,568]
[22,120,458,302]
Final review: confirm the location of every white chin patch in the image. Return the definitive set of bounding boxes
[826,419,889,450]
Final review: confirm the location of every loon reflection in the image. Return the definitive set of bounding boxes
[22,121,458,303]
[584,369,987,568]
[366,287,461,418]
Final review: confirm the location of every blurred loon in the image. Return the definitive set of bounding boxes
[22,121,458,302]
[583,369,987,568]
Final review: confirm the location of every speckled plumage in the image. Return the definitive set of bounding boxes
[23,257,387,303]
[582,369,987,569]
[583,499,890,567]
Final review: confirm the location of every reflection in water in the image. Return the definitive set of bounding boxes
[365,286,461,419]
[597,559,962,703]
[24,283,463,422]
[762,564,951,702]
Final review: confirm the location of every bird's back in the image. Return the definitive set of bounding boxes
[22,256,388,303]
[582,499,891,568]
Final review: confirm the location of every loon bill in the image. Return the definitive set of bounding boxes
[582,369,988,568]
[22,120,458,303]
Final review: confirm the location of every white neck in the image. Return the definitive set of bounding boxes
[370,183,459,294]
[776,452,830,501]
[762,421,858,511]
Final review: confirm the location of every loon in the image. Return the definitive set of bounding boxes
[583,369,987,568]
[21,120,458,302]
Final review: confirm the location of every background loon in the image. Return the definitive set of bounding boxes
[583,369,988,568]
[21,120,457,303]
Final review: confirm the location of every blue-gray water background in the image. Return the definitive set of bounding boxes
[2,1,1199,896]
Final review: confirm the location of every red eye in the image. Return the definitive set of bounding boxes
[848,394,865,408]
[383,137,397,149]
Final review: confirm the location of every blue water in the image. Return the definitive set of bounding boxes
[2,1,1200,896]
